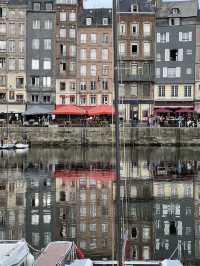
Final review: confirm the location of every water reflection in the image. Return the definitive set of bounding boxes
[0,147,200,264]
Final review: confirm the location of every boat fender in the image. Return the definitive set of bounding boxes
[27,253,35,266]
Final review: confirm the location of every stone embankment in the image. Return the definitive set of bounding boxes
[0,126,200,146]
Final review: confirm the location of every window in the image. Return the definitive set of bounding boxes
[131,4,138,12]
[86,17,92,26]
[80,34,87,44]
[31,213,39,225]
[90,223,96,232]
[0,7,7,18]
[45,3,53,10]
[102,33,109,43]
[19,41,24,53]
[186,68,192,75]
[102,65,109,76]
[131,23,138,35]
[186,49,192,55]
[60,12,66,21]
[143,246,150,260]
[90,49,96,60]
[171,8,180,15]
[170,221,177,235]
[163,67,181,78]
[32,20,40,29]
[0,23,6,34]
[156,68,160,78]
[179,32,192,42]
[144,42,150,57]
[33,2,41,10]
[60,44,66,56]
[91,65,96,76]
[43,77,51,87]
[8,40,15,53]
[131,64,137,75]
[0,41,6,52]
[102,95,108,104]
[119,23,126,35]
[60,29,66,38]
[131,227,138,238]
[70,82,76,91]
[143,23,151,36]
[80,81,86,90]
[170,49,178,61]
[171,85,179,97]
[169,17,180,26]
[159,85,165,97]
[69,28,76,38]
[60,82,65,91]
[0,76,6,86]
[102,48,108,60]
[80,65,86,76]
[60,61,66,72]
[69,45,76,57]
[16,77,24,88]
[32,232,39,247]
[80,223,86,232]
[44,20,52,30]
[9,91,15,100]
[90,81,96,90]
[32,76,39,86]
[43,214,51,224]
[69,12,76,22]
[32,95,39,103]
[0,58,6,69]
[119,42,125,56]
[131,43,138,55]
[91,33,96,43]
[102,80,108,90]
[184,85,192,97]
[19,23,24,35]
[157,32,169,43]
[90,95,96,104]
[43,59,51,70]
[32,39,39,50]
[143,227,150,240]
[156,53,161,61]
[8,59,15,70]
[44,39,51,50]
[9,23,15,35]
[102,17,108,25]
[32,59,39,70]
[80,95,86,105]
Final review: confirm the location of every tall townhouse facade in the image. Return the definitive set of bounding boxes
[77,9,113,106]
[195,15,200,113]
[155,0,198,112]
[0,0,26,113]
[26,0,56,107]
[118,0,155,123]
[55,0,83,105]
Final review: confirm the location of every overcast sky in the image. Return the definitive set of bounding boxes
[84,0,199,8]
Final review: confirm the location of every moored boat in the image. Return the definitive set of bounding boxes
[15,143,29,149]
[0,143,15,150]
[0,240,34,266]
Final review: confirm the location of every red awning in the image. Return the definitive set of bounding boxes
[87,105,115,116]
[54,170,116,182]
[155,108,171,113]
[53,105,86,115]
[175,108,194,113]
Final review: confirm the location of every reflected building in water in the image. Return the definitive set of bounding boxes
[53,162,115,258]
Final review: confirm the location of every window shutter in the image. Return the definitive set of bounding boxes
[157,33,160,43]
[177,221,182,236]
[163,67,168,78]
[179,32,182,41]
[178,49,183,61]
[189,32,192,41]
[166,32,169,43]
[176,67,181,78]
[165,49,170,61]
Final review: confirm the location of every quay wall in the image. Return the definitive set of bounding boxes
[1,127,200,146]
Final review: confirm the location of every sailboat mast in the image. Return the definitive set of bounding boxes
[112,0,122,265]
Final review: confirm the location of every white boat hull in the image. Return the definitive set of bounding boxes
[0,144,15,149]
[15,143,29,149]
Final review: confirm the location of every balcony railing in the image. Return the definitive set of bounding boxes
[118,71,154,82]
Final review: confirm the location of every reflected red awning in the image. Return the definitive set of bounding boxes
[87,105,115,116]
[53,105,87,115]
[54,170,116,182]
[175,108,194,113]
[154,108,171,113]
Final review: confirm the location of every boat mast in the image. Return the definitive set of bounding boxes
[112,0,122,265]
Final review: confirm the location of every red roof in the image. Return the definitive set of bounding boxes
[175,108,194,113]
[53,105,86,115]
[154,108,171,113]
[87,105,115,116]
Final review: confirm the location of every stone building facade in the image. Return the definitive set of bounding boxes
[155,0,198,112]
[26,0,56,106]
[55,0,83,105]
[0,0,26,113]
[118,0,155,122]
[76,8,113,106]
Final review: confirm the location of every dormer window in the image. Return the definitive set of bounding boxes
[103,17,108,25]
[169,17,180,26]
[171,8,180,15]
[131,4,138,12]
[86,17,92,26]
[33,2,41,11]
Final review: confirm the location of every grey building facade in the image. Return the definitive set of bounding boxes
[26,0,56,106]
[155,0,198,111]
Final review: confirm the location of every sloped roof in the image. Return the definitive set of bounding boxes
[79,8,112,27]
[118,0,155,13]
[157,0,198,18]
